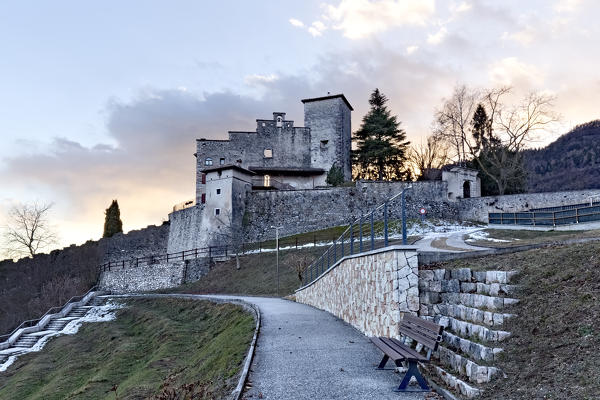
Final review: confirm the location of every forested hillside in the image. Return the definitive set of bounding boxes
[524,120,600,192]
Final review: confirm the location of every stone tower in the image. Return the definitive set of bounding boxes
[302,94,353,181]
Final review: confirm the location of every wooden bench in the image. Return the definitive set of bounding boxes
[371,314,444,392]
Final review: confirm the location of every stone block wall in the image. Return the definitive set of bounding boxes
[243,181,456,241]
[295,246,419,338]
[98,223,170,265]
[99,262,185,293]
[419,267,519,398]
[459,189,600,222]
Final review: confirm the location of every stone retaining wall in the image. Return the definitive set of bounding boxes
[99,262,185,292]
[295,246,419,338]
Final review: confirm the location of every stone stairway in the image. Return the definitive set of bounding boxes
[0,297,107,368]
[419,268,519,398]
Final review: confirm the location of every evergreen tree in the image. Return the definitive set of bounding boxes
[352,89,410,180]
[471,103,499,153]
[326,164,344,186]
[103,200,123,238]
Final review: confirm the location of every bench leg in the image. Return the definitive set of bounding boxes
[376,355,389,369]
[394,360,430,392]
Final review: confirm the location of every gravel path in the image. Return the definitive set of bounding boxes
[198,295,426,400]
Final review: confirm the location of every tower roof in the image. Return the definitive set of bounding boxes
[301,93,353,111]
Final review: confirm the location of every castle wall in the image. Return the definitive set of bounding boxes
[458,189,600,222]
[304,97,352,180]
[243,181,457,242]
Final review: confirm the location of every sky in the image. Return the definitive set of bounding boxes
[1,0,599,250]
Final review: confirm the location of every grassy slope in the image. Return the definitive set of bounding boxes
[442,242,600,399]
[0,298,254,400]
[170,247,324,297]
[467,228,600,248]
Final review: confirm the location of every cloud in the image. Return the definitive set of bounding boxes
[503,25,537,45]
[244,74,279,86]
[322,0,436,39]
[427,26,447,45]
[308,21,327,37]
[289,18,305,28]
[406,45,419,55]
[489,57,545,88]
[554,0,584,13]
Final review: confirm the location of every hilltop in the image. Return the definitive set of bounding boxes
[524,120,600,192]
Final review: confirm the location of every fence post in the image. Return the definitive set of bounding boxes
[209,246,212,260]
[314,234,316,247]
[341,235,344,258]
[553,212,556,227]
[359,215,363,253]
[334,240,337,262]
[402,190,408,245]
[384,201,389,247]
[122,260,125,269]
[166,253,169,262]
[327,247,330,269]
[296,237,298,249]
[576,208,579,224]
[370,211,375,250]
[350,224,354,255]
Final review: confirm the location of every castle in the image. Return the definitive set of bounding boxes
[172,94,483,253]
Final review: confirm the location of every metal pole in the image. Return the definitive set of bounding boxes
[350,224,354,255]
[359,215,363,253]
[370,211,375,250]
[276,227,280,296]
[384,201,388,247]
[402,189,408,245]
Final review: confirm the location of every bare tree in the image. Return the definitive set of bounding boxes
[2,202,58,258]
[472,89,559,194]
[409,133,450,180]
[434,84,559,195]
[433,84,479,164]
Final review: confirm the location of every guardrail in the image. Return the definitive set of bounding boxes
[301,187,412,287]
[100,245,232,272]
[0,286,98,342]
[489,204,600,226]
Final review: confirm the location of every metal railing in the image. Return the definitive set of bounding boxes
[100,245,232,272]
[489,204,600,226]
[0,286,97,341]
[301,187,412,287]
[251,176,294,190]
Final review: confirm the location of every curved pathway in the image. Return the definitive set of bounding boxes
[415,228,490,252]
[198,295,426,400]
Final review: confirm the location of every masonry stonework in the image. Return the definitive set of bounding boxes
[295,246,420,338]
[99,262,185,292]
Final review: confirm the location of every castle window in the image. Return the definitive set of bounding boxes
[320,140,329,148]
[215,208,220,216]
[264,149,273,158]
[205,157,213,166]
[216,188,221,195]
[276,116,282,127]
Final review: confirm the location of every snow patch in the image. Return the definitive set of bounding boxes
[0,300,125,372]
[465,230,512,243]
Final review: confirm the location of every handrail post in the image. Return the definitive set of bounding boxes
[334,240,337,262]
[359,215,363,253]
[384,201,389,247]
[350,224,354,255]
[370,211,375,250]
[341,235,344,258]
[327,248,330,268]
[402,190,408,245]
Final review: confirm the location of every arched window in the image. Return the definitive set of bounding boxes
[276,116,282,127]
[205,157,213,166]
[463,181,471,199]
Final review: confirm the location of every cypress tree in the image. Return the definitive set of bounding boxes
[352,89,410,180]
[103,200,123,238]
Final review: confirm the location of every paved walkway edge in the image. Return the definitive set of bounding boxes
[103,293,261,400]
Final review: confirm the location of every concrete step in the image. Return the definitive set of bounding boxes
[440,293,519,311]
[435,303,515,328]
[432,315,511,343]
[436,345,502,384]
[441,331,503,363]
[425,364,482,399]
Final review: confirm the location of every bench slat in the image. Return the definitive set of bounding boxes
[398,324,439,350]
[403,314,442,332]
[381,337,428,362]
[371,337,407,362]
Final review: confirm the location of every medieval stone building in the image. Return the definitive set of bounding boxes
[194,94,353,205]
